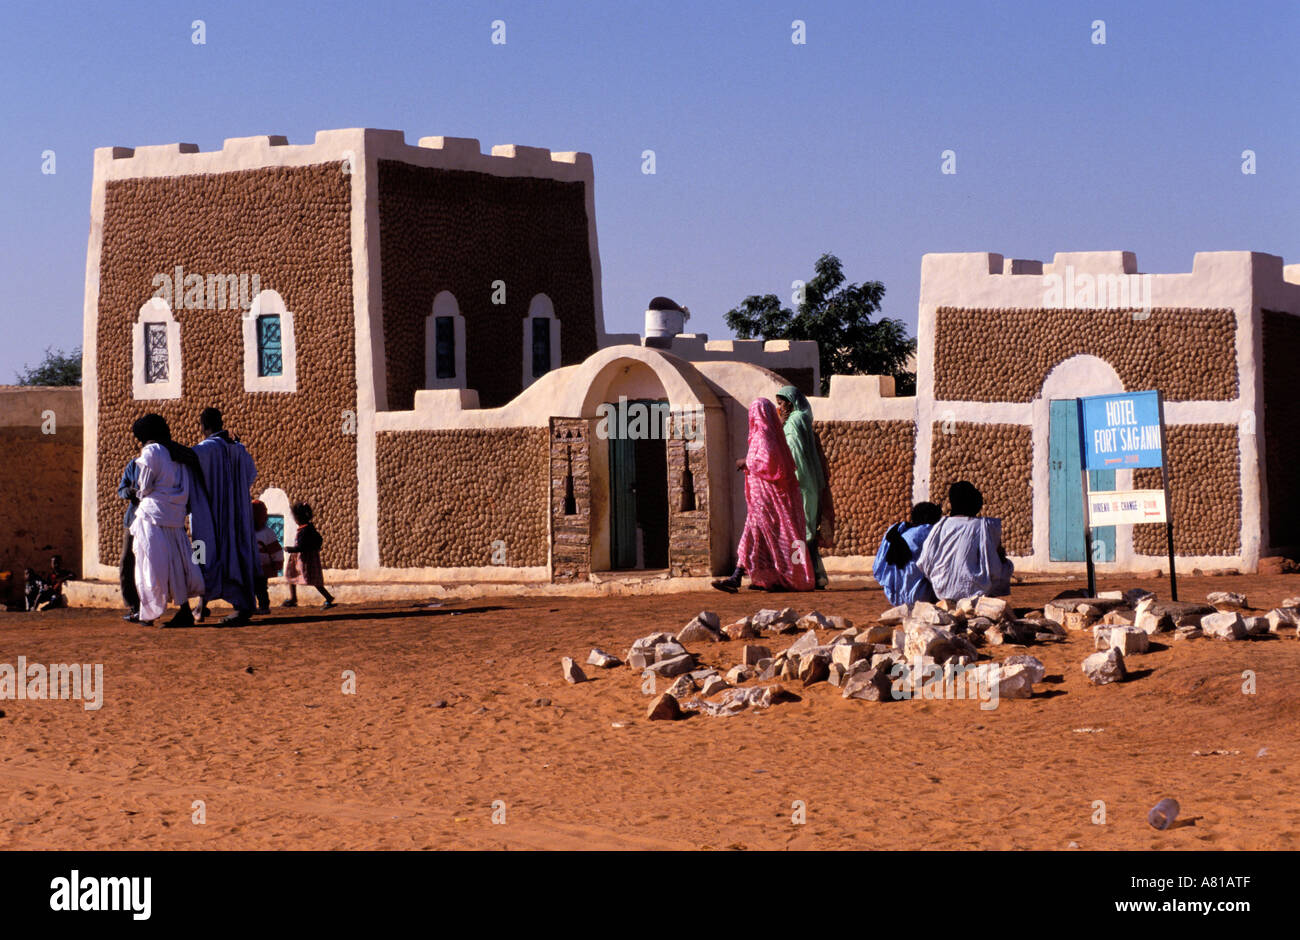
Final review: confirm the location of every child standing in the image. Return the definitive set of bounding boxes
[283,502,335,609]
[251,500,284,615]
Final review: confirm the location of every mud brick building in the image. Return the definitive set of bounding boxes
[60,127,1300,599]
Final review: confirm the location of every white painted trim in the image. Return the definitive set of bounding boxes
[255,486,299,555]
[424,290,466,389]
[131,298,182,400]
[242,291,297,393]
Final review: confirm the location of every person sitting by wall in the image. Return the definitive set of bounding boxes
[873,501,943,606]
[27,555,74,610]
[23,567,45,611]
[916,481,1013,602]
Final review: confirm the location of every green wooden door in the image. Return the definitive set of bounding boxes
[1049,399,1115,562]
[609,436,637,569]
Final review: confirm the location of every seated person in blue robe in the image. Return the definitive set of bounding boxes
[873,501,942,606]
[916,481,1014,602]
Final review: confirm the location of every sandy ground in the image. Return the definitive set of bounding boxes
[1,572,1298,851]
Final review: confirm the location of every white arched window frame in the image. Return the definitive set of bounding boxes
[522,293,561,390]
[256,486,299,557]
[132,297,183,400]
[242,290,297,393]
[424,290,466,389]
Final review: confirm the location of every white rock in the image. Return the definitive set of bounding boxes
[786,629,821,657]
[587,648,621,668]
[973,661,1035,700]
[974,596,1008,620]
[879,605,909,625]
[1109,626,1149,655]
[1207,591,1247,609]
[700,675,729,697]
[725,665,753,684]
[1082,648,1126,685]
[1002,654,1045,684]
[648,653,696,677]
[909,602,954,626]
[741,644,772,665]
[561,657,587,684]
[1266,608,1300,635]
[666,674,697,698]
[677,617,722,644]
[796,611,832,631]
[1201,611,1245,640]
[903,622,955,660]
[831,642,869,669]
[1134,608,1173,635]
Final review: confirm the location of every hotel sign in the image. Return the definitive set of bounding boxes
[1079,390,1164,470]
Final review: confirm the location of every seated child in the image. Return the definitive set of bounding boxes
[873,501,943,606]
[916,481,1014,602]
[33,555,73,610]
[251,500,284,615]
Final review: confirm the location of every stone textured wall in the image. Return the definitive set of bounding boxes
[929,422,1033,555]
[666,413,711,576]
[1133,424,1240,556]
[376,427,548,568]
[377,161,599,410]
[96,164,357,567]
[815,421,915,557]
[550,418,591,582]
[933,307,1237,402]
[1263,310,1300,550]
[0,425,82,604]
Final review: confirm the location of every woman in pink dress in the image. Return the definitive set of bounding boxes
[712,398,816,593]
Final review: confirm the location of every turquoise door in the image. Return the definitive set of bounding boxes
[1049,399,1115,562]
[609,436,637,569]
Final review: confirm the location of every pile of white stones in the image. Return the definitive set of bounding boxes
[1073,589,1300,686]
[562,598,1060,718]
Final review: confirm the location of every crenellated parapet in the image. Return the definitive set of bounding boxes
[93,129,594,184]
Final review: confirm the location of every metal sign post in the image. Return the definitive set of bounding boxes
[1156,391,1178,601]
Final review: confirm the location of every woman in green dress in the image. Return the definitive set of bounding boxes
[774,385,830,589]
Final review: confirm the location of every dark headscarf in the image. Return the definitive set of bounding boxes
[132,413,206,496]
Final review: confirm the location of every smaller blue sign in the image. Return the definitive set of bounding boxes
[1079,390,1164,470]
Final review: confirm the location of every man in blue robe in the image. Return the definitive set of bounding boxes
[191,407,259,625]
[873,502,942,606]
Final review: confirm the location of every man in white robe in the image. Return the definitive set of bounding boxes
[129,415,205,626]
[916,481,1014,602]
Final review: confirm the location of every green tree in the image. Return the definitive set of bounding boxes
[724,253,916,395]
[15,346,82,386]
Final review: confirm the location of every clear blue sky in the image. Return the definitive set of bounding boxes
[1,0,1296,382]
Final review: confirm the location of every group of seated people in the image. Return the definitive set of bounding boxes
[873,480,1013,606]
[22,554,75,611]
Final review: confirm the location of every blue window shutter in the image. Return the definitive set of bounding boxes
[257,315,283,377]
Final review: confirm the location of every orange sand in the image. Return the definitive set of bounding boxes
[1,573,1297,850]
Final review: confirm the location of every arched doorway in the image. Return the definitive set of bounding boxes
[547,346,725,581]
[1034,354,1127,566]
